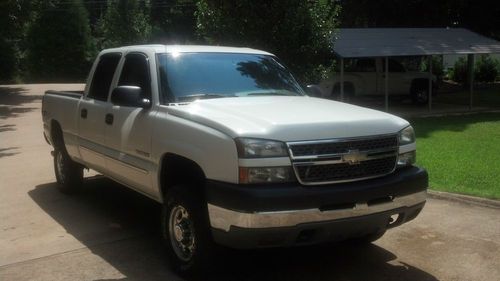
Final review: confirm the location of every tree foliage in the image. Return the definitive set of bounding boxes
[97,0,152,49]
[449,55,499,84]
[196,0,340,83]
[475,55,499,83]
[26,0,96,82]
[0,0,25,82]
[150,0,198,43]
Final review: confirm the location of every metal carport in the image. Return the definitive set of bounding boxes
[332,28,500,111]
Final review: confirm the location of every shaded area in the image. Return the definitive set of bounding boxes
[0,147,20,158]
[410,112,500,139]
[0,86,41,119]
[0,124,16,133]
[29,177,437,281]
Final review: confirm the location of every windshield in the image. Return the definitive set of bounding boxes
[157,52,305,103]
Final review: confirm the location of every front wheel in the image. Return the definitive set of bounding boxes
[161,185,220,276]
[53,149,83,194]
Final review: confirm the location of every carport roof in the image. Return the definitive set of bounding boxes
[333,28,500,58]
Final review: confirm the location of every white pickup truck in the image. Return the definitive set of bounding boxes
[42,45,428,274]
[319,57,437,105]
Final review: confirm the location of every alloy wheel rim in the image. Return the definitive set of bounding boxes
[168,205,196,262]
[56,152,66,183]
[417,90,428,103]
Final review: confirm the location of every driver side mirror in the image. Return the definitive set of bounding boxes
[111,86,151,109]
[305,84,324,98]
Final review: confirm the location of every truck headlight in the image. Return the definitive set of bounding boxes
[239,166,294,184]
[397,151,416,167]
[399,126,415,145]
[235,138,288,158]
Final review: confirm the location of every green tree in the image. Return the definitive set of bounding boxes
[0,0,26,82]
[196,0,340,83]
[26,0,96,82]
[97,0,152,49]
[474,55,498,83]
[150,0,198,43]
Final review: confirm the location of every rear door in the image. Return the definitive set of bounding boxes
[78,53,121,171]
[104,52,155,194]
[382,59,408,95]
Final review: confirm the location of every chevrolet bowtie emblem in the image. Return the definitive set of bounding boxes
[342,149,366,165]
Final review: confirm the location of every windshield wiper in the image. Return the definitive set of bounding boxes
[176,93,234,102]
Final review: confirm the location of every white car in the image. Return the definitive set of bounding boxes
[42,45,428,274]
[319,57,437,105]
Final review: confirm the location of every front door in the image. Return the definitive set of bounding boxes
[104,53,155,194]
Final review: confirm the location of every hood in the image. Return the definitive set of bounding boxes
[167,96,409,141]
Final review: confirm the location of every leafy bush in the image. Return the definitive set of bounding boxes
[420,56,444,81]
[450,57,468,84]
[449,55,499,84]
[475,55,498,83]
[26,0,96,82]
[0,38,17,83]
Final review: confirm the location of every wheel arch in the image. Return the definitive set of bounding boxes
[158,152,207,202]
[410,78,430,93]
[50,119,65,151]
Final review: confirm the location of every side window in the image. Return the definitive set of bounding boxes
[355,59,376,72]
[88,53,121,101]
[388,59,406,72]
[118,53,151,99]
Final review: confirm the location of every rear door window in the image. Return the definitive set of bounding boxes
[88,53,121,101]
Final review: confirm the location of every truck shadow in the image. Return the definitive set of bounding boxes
[29,177,438,281]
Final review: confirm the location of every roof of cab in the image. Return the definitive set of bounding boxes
[100,44,274,56]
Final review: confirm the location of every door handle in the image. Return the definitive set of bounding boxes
[105,113,114,125]
[81,108,87,119]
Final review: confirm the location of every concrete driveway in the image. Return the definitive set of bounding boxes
[1,84,499,281]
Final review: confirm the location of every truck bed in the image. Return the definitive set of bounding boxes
[45,90,84,98]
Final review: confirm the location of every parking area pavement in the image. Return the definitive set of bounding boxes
[1,84,499,281]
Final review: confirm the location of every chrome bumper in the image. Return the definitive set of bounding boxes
[208,191,426,232]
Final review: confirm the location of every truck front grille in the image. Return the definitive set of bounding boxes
[287,135,398,185]
[289,136,398,157]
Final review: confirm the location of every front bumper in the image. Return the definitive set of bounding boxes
[205,166,428,248]
[209,190,426,231]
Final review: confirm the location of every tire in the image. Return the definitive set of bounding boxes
[411,86,429,106]
[53,148,83,194]
[161,185,220,276]
[350,229,386,244]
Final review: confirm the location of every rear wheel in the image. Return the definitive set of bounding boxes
[411,86,429,105]
[53,148,83,194]
[161,185,220,276]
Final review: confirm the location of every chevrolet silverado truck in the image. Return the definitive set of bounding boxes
[42,45,428,274]
[319,57,437,105]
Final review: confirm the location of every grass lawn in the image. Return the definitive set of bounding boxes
[410,112,500,199]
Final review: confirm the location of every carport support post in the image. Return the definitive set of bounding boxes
[428,56,433,112]
[385,57,389,112]
[467,54,474,110]
[340,57,344,101]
